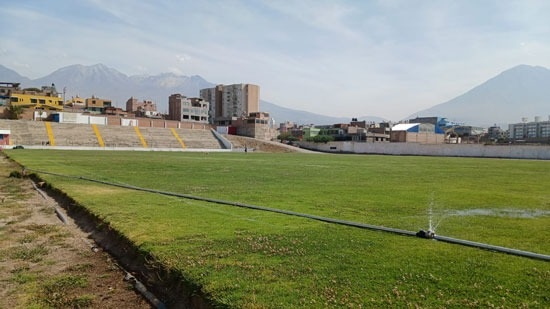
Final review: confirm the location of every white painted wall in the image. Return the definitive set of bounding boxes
[55,112,108,125]
[121,118,138,126]
[88,115,107,125]
[300,141,550,160]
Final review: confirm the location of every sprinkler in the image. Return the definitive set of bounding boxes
[416,229,436,239]
[418,202,437,239]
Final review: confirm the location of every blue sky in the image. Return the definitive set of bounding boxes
[1,0,549,120]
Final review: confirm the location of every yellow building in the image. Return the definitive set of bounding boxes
[5,83,64,111]
[66,96,85,107]
[10,93,64,111]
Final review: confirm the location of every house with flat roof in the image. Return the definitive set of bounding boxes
[391,123,445,143]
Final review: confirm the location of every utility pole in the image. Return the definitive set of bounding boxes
[63,86,66,110]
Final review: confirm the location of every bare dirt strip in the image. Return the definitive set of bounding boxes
[0,154,151,308]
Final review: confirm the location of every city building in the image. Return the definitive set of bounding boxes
[363,123,391,142]
[487,125,504,140]
[390,123,445,143]
[279,121,296,134]
[0,82,17,107]
[302,126,321,140]
[126,97,159,118]
[231,112,276,140]
[449,126,485,136]
[104,106,128,117]
[85,96,112,113]
[199,84,222,122]
[200,84,259,125]
[168,94,209,123]
[298,120,390,143]
[66,96,85,109]
[509,116,550,143]
[408,116,461,129]
[278,121,305,141]
[1,82,64,111]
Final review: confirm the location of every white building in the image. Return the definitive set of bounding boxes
[168,94,209,123]
[509,116,550,142]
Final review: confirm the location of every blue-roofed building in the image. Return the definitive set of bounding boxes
[408,116,461,130]
[390,123,445,143]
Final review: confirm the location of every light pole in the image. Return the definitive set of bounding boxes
[63,86,66,110]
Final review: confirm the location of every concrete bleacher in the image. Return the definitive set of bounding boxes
[139,127,181,149]
[0,119,226,150]
[48,122,99,147]
[0,119,49,146]
[174,128,224,149]
[97,125,144,148]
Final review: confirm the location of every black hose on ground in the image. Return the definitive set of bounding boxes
[434,235,549,261]
[27,168,550,261]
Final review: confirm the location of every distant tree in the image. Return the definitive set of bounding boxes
[277,132,290,142]
[277,132,297,143]
[334,135,351,141]
[308,135,333,143]
[22,88,41,92]
[7,105,24,119]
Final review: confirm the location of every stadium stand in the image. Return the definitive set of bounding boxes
[0,119,225,150]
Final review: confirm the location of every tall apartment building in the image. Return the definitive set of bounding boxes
[200,84,259,125]
[168,94,209,123]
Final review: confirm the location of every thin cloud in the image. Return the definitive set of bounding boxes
[1,0,550,119]
[262,0,361,40]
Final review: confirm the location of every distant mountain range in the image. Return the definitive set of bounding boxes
[17,64,214,111]
[0,63,381,125]
[1,63,549,127]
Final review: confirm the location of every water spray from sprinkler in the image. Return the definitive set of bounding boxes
[417,193,436,239]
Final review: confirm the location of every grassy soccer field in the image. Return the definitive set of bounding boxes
[4,150,550,307]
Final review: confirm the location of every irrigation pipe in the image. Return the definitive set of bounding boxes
[31,180,67,224]
[27,168,550,262]
[124,273,166,309]
[433,235,549,261]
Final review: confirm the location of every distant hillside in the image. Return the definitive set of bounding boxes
[0,65,31,84]
[0,64,214,113]
[3,63,549,127]
[30,64,215,112]
[0,63,383,125]
[261,100,385,125]
[409,65,550,127]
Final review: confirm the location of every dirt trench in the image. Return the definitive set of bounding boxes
[0,154,213,308]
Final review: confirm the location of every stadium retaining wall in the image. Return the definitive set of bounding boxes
[300,141,550,160]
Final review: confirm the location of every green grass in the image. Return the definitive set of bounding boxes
[11,266,38,284]
[5,150,550,308]
[34,274,92,308]
[10,245,49,263]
